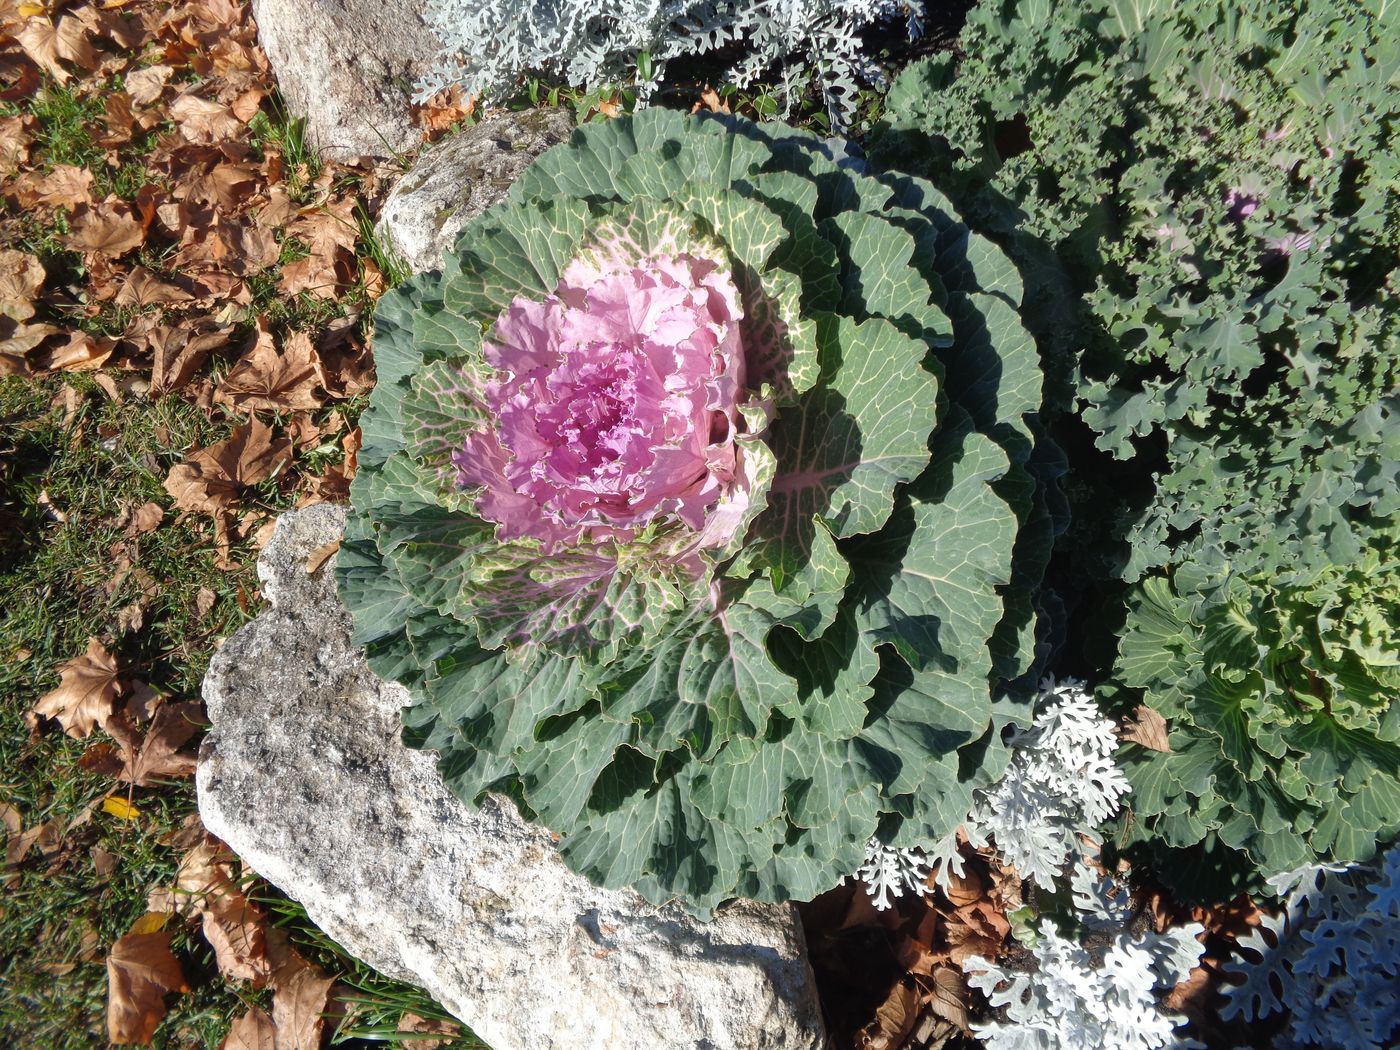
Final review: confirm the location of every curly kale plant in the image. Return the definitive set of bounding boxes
[1118,542,1400,878]
[338,108,1049,912]
[877,0,1400,887]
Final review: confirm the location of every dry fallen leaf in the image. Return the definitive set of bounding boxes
[271,958,336,1050]
[858,979,921,1050]
[0,249,44,320]
[171,92,242,143]
[0,113,32,176]
[923,966,970,1031]
[1120,708,1176,756]
[102,700,204,787]
[113,266,193,308]
[215,326,324,413]
[1122,704,1172,752]
[31,637,123,738]
[16,15,98,83]
[124,63,173,105]
[156,839,272,983]
[163,417,293,517]
[145,322,234,396]
[103,795,139,821]
[692,85,731,114]
[33,330,116,372]
[305,539,340,574]
[105,927,188,1044]
[8,161,94,209]
[4,814,62,870]
[396,1012,463,1049]
[65,197,145,258]
[125,501,165,537]
[415,85,475,138]
[278,198,358,299]
[116,601,145,634]
[220,1006,276,1050]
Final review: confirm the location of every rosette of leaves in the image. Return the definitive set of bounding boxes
[1116,538,1400,889]
[338,107,1050,913]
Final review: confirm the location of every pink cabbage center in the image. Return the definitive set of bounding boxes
[452,250,747,549]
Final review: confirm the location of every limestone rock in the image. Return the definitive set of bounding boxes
[376,108,576,274]
[251,0,437,160]
[198,505,827,1050]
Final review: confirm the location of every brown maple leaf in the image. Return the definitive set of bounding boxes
[124,63,173,106]
[123,500,165,537]
[215,326,325,413]
[163,417,292,516]
[0,113,32,175]
[7,162,93,209]
[144,322,235,396]
[414,85,475,140]
[0,249,44,321]
[32,637,123,738]
[113,266,193,308]
[1121,704,1172,752]
[16,15,98,83]
[396,1012,463,1050]
[102,700,204,787]
[220,1006,276,1050]
[95,92,137,147]
[105,926,189,1044]
[180,160,259,212]
[271,959,336,1050]
[171,93,242,143]
[857,979,920,1050]
[279,199,359,299]
[65,197,145,258]
[33,330,115,372]
[153,839,274,984]
[691,85,732,115]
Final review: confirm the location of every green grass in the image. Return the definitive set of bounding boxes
[247,100,324,204]
[0,376,259,1047]
[24,79,166,201]
[260,895,487,1048]
[0,376,474,1048]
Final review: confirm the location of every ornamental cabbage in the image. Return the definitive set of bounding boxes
[338,108,1051,913]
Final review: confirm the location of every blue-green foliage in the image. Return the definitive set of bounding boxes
[339,109,1053,914]
[877,0,1400,885]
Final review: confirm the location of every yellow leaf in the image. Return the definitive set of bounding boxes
[103,796,139,821]
[18,2,50,15]
[128,912,168,936]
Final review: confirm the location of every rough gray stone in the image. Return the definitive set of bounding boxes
[376,108,576,274]
[251,0,437,161]
[198,505,827,1050]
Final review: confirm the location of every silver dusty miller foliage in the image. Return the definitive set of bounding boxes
[964,862,1207,1050]
[419,0,924,128]
[934,676,1130,891]
[1221,842,1400,1050]
[855,677,1130,907]
[855,838,931,911]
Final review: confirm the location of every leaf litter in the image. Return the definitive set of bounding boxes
[0,0,430,1042]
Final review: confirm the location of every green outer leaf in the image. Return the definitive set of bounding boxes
[751,313,939,587]
[444,195,593,318]
[400,359,487,466]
